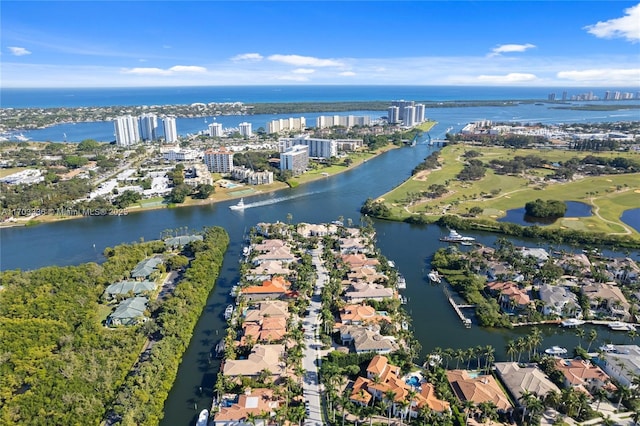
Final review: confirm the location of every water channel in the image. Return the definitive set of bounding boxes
[1,110,639,425]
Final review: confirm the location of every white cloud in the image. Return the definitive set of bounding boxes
[168,65,206,73]
[292,68,315,74]
[121,65,207,76]
[557,68,640,83]
[339,71,356,76]
[488,43,536,57]
[8,46,31,56]
[476,73,538,83]
[231,53,264,61]
[584,3,640,43]
[268,54,343,67]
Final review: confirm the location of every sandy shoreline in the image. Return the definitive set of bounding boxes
[0,145,399,229]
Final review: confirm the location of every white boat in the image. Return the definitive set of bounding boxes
[229,285,239,297]
[397,274,406,289]
[561,318,585,327]
[599,344,616,353]
[439,229,475,243]
[196,409,209,426]
[229,198,246,210]
[545,346,568,356]
[242,246,250,257]
[224,304,234,320]
[608,321,636,331]
[428,270,442,284]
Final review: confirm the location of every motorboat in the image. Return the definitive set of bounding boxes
[561,318,586,327]
[599,344,616,353]
[545,346,568,356]
[608,321,636,331]
[439,229,475,243]
[224,304,234,320]
[196,409,209,426]
[396,274,406,289]
[229,198,246,210]
[428,270,442,284]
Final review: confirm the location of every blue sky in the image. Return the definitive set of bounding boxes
[2,1,639,88]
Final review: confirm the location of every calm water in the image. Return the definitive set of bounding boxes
[4,85,639,108]
[1,94,639,425]
[622,208,640,233]
[499,201,594,226]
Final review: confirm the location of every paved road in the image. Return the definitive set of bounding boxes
[302,245,328,426]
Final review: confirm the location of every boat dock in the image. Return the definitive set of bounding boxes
[444,288,472,328]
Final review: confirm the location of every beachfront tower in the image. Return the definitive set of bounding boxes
[139,113,158,142]
[239,122,253,137]
[114,115,140,147]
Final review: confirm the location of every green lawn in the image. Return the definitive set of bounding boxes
[379,144,640,237]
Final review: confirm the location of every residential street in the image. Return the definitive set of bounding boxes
[302,245,329,426]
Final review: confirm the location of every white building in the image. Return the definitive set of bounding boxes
[204,147,234,173]
[600,345,640,388]
[231,166,274,185]
[403,106,416,127]
[162,116,178,143]
[239,122,252,137]
[280,145,309,175]
[162,146,201,162]
[208,122,223,137]
[114,115,140,146]
[139,113,158,142]
[391,100,415,121]
[387,106,400,124]
[267,117,306,134]
[278,136,337,159]
[315,115,371,129]
[415,104,426,123]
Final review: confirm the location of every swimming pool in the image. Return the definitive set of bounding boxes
[405,376,420,387]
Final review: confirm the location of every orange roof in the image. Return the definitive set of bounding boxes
[446,370,512,411]
[367,355,389,376]
[349,377,373,405]
[553,358,611,386]
[419,382,451,412]
[241,276,290,295]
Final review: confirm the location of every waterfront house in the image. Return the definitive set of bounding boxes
[104,280,156,300]
[337,304,391,326]
[555,253,592,277]
[519,247,550,265]
[106,296,148,326]
[222,344,286,381]
[338,237,369,254]
[252,246,296,266]
[240,276,290,302]
[297,222,337,237]
[606,257,640,284]
[164,234,203,249]
[341,253,380,269]
[599,345,640,388]
[581,282,630,319]
[243,300,290,323]
[553,358,614,395]
[339,325,398,354]
[538,283,582,318]
[213,388,281,426]
[344,282,394,303]
[484,260,513,282]
[446,369,513,413]
[131,257,163,280]
[486,281,531,311]
[494,362,560,405]
[346,265,388,285]
[240,316,288,345]
[246,260,292,279]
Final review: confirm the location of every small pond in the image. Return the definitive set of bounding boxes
[621,208,640,234]
[498,201,593,226]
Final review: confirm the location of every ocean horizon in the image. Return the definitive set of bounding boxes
[2,85,639,109]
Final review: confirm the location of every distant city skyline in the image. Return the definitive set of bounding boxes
[2,1,639,88]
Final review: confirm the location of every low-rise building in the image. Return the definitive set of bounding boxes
[214,388,281,426]
[494,362,560,405]
[222,344,286,380]
[446,369,513,413]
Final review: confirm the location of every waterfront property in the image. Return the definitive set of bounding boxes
[446,369,513,413]
[493,362,560,405]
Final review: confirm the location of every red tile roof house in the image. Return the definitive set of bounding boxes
[240,276,291,302]
[553,358,616,396]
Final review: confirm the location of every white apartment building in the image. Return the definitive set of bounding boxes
[163,116,178,143]
[415,104,426,123]
[403,106,416,127]
[280,145,309,175]
[139,113,158,142]
[391,100,415,121]
[162,146,202,162]
[231,166,274,185]
[267,117,306,134]
[204,147,235,173]
[387,106,400,124]
[239,122,252,137]
[114,115,140,146]
[278,136,337,159]
[315,115,371,129]
[208,122,224,137]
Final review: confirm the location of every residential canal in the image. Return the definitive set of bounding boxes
[1,113,638,425]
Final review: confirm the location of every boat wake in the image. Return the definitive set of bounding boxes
[230,190,322,210]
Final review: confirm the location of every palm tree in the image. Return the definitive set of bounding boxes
[483,345,495,373]
[575,327,585,348]
[455,348,466,369]
[462,400,475,426]
[529,327,543,358]
[587,328,598,352]
[616,384,631,411]
[384,390,397,426]
[475,345,484,370]
[506,339,517,362]
[593,387,607,412]
[519,390,535,423]
[516,337,527,363]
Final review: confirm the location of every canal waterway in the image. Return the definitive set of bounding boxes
[1,108,639,425]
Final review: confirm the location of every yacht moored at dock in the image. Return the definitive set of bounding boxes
[224,304,234,320]
[428,270,442,284]
[196,409,209,426]
[545,346,568,356]
[561,318,585,328]
[608,321,636,331]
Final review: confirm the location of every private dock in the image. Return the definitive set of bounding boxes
[444,288,472,328]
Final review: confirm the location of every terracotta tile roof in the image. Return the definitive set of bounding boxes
[446,370,512,411]
[553,358,611,386]
[419,382,451,412]
[241,276,290,295]
[214,388,281,422]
